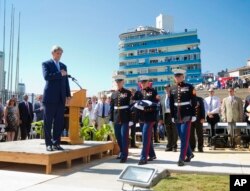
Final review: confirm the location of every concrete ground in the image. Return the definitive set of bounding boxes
[0,142,250,191]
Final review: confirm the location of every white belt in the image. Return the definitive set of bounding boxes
[114,105,129,110]
[174,102,190,106]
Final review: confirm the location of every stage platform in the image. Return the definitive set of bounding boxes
[0,139,114,174]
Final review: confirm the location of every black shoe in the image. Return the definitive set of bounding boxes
[46,145,53,152]
[148,156,156,161]
[165,147,172,151]
[52,144,64,151]
[184,154,194,162]
[138,160,147,165]
[131,145,139,148]
[120,158,127,163]
[173,148,177,152]
[178,160,185,166]
[116,155,121,159]
[198,148,203,152]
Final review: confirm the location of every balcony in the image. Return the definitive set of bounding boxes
[120,29,198,44]
[120,36,200,52]
[119,59,201,70]
[119,48,200,61]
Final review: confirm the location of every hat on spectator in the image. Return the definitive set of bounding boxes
[113,74,125,82]
[138,75,149,82]
[172,69,186,75]
[164,83,170,87]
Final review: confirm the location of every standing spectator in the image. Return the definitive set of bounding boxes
[0,97,4,124]
[133,76,158,165]
[221,88,243,148]
[110,75,132,163]
[91,96,98,110]
[82,99,95,127]
[93,94,110,129]
[33,95,44,121]
[244,86,250,125]
[4,98,19,141]
[159,83,177,152]
[18,94,34,140]
[170,69,196,166]
[190,90,206,152]
[204,88,221,146]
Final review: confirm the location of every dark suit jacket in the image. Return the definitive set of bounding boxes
[19,101,34,123]
[33,101,44,121]
[42,59,71,104]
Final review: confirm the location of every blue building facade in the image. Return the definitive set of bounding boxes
[118,26,202,95]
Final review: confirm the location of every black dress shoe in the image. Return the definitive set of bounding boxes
[165,147,172,151]
[120,158,127,163]
[116,156,121,159]
[173,148,177,152]
[46,146,53,152]
[52,144,64,150]
[138,160,147,165]
[184,154,194,162]
[131,145,139,148]
[148,156,157,161]
[178,160,185,166]
[198,148,204,152]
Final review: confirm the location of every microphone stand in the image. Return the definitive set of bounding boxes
[70,77,82,90]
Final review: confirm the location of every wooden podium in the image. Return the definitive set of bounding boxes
[61,89,86,144]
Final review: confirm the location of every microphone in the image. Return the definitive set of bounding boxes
[67,75,76,81]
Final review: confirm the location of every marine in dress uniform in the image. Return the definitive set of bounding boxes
[169,69,196,166]
[133,76,158,165]
[110,75,132,163]
[189,90,205,152]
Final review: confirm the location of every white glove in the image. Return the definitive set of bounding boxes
[191,116,197,122]
[171,118,175,123]
[129,121,134,126]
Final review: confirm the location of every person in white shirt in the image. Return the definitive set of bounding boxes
[82,99,95,127]
[93,94,110,129]
[204,88,221,146]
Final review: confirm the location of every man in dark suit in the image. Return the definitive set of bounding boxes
[18,94,34,140]
[190,91,206,152]
[159,84,178,152]
[33,95,44,121]
[42,45,71,151]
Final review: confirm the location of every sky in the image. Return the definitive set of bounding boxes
[0,0,250,96]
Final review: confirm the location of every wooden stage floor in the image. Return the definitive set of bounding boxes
[0,139,114,174]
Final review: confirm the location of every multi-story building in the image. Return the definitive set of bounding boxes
[117,14,202,95]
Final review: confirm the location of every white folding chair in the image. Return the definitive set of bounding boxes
[29,124,37,139]
[0,124,6,141]
[203,122,211,146]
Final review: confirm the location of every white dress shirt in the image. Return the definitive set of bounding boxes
[93,102,110,120]
[204,96,221,114]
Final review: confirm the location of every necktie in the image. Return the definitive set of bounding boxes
[26,102,30,114]
[102,104,105,118]
[209,97,213,112]
[165,96,169,110]
[55,62,60,71]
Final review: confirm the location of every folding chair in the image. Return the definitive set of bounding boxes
[0,124,7,141]
[202,122,211,146]
[211,122,229,149]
